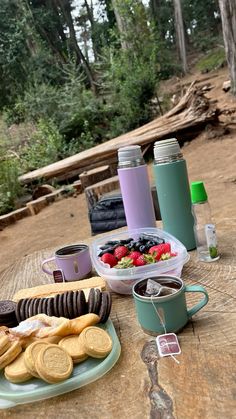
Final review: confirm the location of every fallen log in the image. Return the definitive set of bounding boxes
[19,82,220,185]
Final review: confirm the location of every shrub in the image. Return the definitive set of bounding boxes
[0,155,22,215]
[19,119,64,172]
[195,48,226,72]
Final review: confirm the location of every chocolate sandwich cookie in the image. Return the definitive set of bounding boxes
[15,299,24,324]
[37,298,44,315]
[53,294,60,317]
[27,299,34,318]
[0,300,16,319]
[0,300,18,327]
[62,293,69,318]
[88,288,95,313]
[66,291,74,319]
[33,298,40,316]
[41,298,48,315]
[47,298,54,317]
[88,289,101,315]
[72,291,78,318]
[99,292,112,323]
[20,299,28,322]
[76,290,87,317]
[93,289,102,315]
[58,293,65,317]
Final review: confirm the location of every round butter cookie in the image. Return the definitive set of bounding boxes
[0,341,22,369]
[0,335,11,356]
[35,344,73,384]
[59,335,88,363]
[24,341,49,377]
[79,326,112,359]
[4,353,32,383]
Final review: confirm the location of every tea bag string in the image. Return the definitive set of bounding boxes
[151,296,180,365]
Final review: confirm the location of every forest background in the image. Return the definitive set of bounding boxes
[0,0,231,216]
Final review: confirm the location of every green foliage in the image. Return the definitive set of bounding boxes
[0,124,23,216]
[19,119,64,172]
[104,48,158,137]
[0,156,23,215]
[195,48,226,72]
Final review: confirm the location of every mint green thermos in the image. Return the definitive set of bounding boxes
[153,138,196,250]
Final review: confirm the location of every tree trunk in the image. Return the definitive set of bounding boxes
[219,0,236,95]
[57,0,97,93]
[111,0,130,49]
[173,0,188,74]
[84,0,98,61]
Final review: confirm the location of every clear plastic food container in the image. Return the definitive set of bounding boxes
[91,228,190,294]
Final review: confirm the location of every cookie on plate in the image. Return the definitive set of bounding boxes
[0,335,11,356]
[24,341,49,378]
[59,335,88,363]
[4,352,32,383]
[99,291,112,323]
[35,344,73,384]
[0,341,22,369]
[79,326,112,359]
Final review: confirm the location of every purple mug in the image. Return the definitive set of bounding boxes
[41,244,92,282]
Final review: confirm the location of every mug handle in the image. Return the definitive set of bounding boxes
[41,257,56,276]
[185,285,209,318]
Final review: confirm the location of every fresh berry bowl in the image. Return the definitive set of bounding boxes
[90,228,190,295]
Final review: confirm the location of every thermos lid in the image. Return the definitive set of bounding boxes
[153,138,181,160]
[118,145,142,163]
[191,181,208,203]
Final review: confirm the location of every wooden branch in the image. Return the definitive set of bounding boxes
[19,84,220,185]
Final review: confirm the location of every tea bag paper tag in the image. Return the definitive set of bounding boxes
[53,269,65,283]
[156,333,181,358]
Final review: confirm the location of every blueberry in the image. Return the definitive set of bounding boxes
[139,245,146,253]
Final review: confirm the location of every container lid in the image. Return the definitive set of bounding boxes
[153,138,181,160]
[118,145,142,163]
[191,181,208,203]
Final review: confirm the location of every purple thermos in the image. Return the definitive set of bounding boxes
[117,145,156,230]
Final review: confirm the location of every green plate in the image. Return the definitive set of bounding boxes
[0,320,121,409]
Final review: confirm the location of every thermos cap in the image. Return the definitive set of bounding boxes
[154,138,181,160]
[191,181,208,204]
[118,145,142,163]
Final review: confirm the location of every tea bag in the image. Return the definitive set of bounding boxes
[145,279,177,297]
[145,279,162,296]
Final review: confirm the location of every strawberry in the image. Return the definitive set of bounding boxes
[129,251,142,261]
[100,253,117,268]
[133,255,146,266]
[170,252,178,257]
[114,245,128,260]
[149,243,171,261]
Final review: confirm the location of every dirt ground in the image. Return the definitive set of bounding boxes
[0,67,236,274]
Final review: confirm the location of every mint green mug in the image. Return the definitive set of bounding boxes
[132,275,209,335]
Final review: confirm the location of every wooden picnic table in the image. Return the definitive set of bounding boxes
[0,227,235,419]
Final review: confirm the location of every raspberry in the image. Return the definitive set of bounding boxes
[100,253,117,267]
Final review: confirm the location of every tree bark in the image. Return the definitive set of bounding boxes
[219,0,236,95]
[173,0,188,74]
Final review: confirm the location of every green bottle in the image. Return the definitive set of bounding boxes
[153,138,196,250]
[191,181,219,262]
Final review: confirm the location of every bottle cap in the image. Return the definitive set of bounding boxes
[153,138,181,160]
[191,181,208,203]
[118,145,142,163]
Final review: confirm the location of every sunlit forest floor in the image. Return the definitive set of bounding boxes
[0,66,236,274]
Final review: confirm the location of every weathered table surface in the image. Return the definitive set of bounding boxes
[0,228,235,419]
